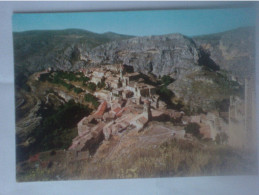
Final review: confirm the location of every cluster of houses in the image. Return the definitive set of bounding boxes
[68,64,159,160]
[80,64,160,108]
[67,64,248,161]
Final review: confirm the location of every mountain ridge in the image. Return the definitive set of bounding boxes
[13,27,255,82]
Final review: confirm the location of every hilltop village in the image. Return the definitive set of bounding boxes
[68,64,159,159]
[63,64,255,161]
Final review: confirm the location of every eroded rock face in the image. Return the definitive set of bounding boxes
[86,34,200,77]
[16,99,42,142]
[194,27,255,82]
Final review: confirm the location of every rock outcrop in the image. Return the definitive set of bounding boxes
[86,34,200,77]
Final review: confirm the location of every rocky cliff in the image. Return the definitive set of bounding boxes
[86,33,201,77]
[193,27,255,82]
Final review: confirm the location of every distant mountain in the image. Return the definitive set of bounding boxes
[13,29,133,75]
[193,27,255,81]
[13,27,255,83]
[82,27,255,81]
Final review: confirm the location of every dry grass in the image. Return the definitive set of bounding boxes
[75,139,257,179]
[17,138,257,182]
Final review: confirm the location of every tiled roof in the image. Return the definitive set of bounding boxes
[94,101,107,117]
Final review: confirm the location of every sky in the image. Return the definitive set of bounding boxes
[12,7,256,37]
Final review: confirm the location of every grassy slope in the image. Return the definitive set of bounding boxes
[17,138,257,181]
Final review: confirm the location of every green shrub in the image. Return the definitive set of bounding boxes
[39,73,51,82]
[87,82,97,92]
[84,93,99,109]
[73,87,83,94]
[161,75,174,86]
[157,85,174,105]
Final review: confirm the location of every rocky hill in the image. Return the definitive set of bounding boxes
[13,29,133,75]
[193,26,255,82]
[86,33,201,77]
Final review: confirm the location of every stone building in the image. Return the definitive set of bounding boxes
[105,76,122,89]
[122,72,141,87]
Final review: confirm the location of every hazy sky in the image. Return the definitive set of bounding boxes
[13,7,256,36]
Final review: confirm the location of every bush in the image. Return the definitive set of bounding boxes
[39,73,51,82]
[84,93,99,109]
[87,82,97,92]
[157,85,174,105]
[73,87,83,94]
[185,122,201,138]
[161,75,174,86]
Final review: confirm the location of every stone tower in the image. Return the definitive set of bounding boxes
[143,100,152,120]
[120,64,123,80]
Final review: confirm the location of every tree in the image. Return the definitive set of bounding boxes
[73,87,83,94]
[87,82,97,92]
[161,75,174,86]
[84,93,99,109]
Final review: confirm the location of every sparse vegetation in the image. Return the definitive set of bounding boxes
[39,71,88,93]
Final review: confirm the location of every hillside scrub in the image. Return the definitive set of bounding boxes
[39,71,89,88]
[39,71,90,95]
